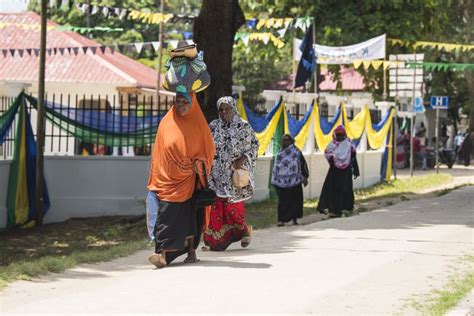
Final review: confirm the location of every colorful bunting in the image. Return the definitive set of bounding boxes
[0,41,165,58]
[235,32,285,48]
[389,38,474,52]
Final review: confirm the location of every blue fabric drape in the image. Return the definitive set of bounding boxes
[243,99,282,133]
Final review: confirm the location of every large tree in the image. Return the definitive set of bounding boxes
[194,0,246,121]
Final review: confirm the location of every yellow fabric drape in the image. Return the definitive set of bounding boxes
[366,108,395,149]
[294,103,316,150]
[15,105,29,225]
[385,122,394,181]
[236,94,248,122]
[313,102,342,151]
[342,104,368,140]
[255,104,284,156]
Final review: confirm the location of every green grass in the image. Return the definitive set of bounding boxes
[0,173,456,289]
[0,216,149,289]
[354,173,452,201]
[409,255,474,315]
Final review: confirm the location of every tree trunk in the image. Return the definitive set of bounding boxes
[193,0,245,121]
[462,0,474,158]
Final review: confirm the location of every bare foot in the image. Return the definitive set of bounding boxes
[149,253,167,268]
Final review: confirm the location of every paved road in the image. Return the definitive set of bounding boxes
[1,186,473,315]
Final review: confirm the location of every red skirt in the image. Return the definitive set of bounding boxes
[203,197,249,251]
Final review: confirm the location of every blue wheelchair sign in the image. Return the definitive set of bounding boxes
[430,96,449,109]
[413,97,424,113]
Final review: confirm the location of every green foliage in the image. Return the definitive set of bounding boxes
[30,0,472,113]
[238,0,472,111]
[232,41,292,106]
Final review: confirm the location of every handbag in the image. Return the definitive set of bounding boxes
[232,166,250,188]
[193,161,216,208]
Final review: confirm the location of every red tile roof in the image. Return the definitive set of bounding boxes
[0,12,158,88]
[267,67,365,91]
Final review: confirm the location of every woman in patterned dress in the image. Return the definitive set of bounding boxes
[204,96,259,251]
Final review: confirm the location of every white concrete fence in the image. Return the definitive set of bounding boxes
[0,150,383,228]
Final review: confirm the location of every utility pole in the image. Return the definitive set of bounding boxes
[35,0,47,226]
[409,55,417,177]
[311,18,317,96]
[156,0,165,105]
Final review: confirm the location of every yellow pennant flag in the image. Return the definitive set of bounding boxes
[353,60,363,69]
[372,60,383,70]
[362,61,372,70]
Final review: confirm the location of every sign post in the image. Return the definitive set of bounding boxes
[431,96,449,174]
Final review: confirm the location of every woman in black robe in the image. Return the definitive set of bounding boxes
[317,126,359,218]
[271,134,309,226]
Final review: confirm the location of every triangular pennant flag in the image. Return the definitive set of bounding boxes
[102,7,110,18]
[114,7,121,17]
[277,28,287,38]
[246,19,257,29]
[118,45,125,53]
[182,31,193,40]
[256,19,266,30]
[34,49,40,57]
[26,48,32,56]
[353,60,363,69]
[151,41,160,52]
[9,49,16,57]
[90,47,97,54]
[59,47,65,55]
[383,61,391,70]
[81,47,88,54]
[91,5,99,15]
[46,48,52,56]
[168,40,179,49]
[108,45,116,54]
[242,33,250,46]
[53,48,58,55]
[100,46,106,54]
[2,49,8,58]
[79,3,88,14]
[134,42,144,54]
[262,33,271,45]
[119,9,128,20]
[372,60,383,70]
[284,18,293,29]
[362,61,371,69]
[61,0,69,10]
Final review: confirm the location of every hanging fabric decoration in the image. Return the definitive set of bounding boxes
[313,104,343,151]
[6,99,50,230]
[0,96,21,144]
[23,94,162,146]
[379,120,394,181]
[366,107,395,149]
[286,102,315,150]
[341,104,368,141]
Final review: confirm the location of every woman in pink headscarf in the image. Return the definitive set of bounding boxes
[317,125,359,218]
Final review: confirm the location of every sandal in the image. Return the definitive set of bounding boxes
[241,225,252,248]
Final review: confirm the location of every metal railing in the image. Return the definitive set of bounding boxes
[0,93,174,159]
